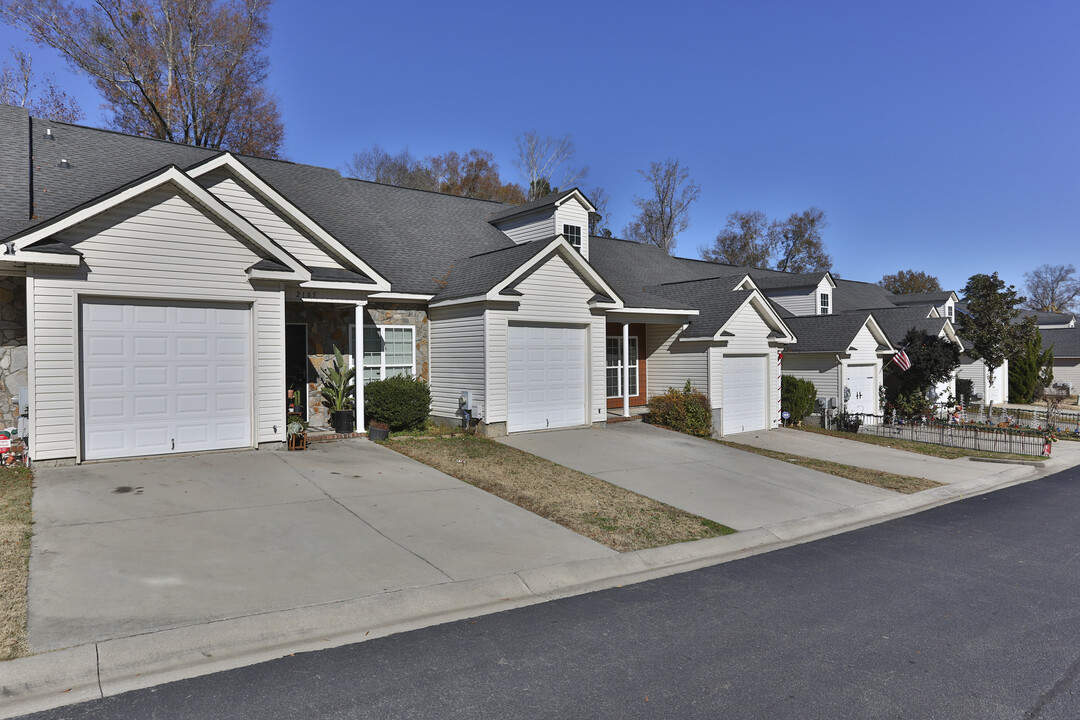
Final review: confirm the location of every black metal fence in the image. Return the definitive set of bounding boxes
[950,404,1080,434]
[832,413,1051,457]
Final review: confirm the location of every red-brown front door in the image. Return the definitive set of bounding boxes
[606,323,647,409]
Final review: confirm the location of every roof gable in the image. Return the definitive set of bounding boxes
[5,165,308,280]
[186,154,389,289]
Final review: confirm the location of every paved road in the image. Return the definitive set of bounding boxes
[18,466,1080,720]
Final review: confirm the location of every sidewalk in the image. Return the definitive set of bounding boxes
[3,431,1077,718]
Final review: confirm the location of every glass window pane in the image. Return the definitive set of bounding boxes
[363,327,382,366]
[386,366,408,379]
[363,367,381,384]
[606,337,621,366]
[606,368,620,397]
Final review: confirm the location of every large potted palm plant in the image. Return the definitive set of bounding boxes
[319,345,356,434]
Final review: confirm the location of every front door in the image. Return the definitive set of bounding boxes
[285,323,308,420]
[606,323,647,409]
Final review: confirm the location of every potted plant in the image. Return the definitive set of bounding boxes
[319,345,356,434]
[367,420,390,442]
[286,413,308,451]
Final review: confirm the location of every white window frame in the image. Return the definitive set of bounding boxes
[350,324,416,384]
[563,224,582,250]
[819,292,830,315]
[605,335,639,399]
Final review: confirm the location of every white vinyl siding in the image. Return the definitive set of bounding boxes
[783,354,841,409]
[958,356,1008,404]
[764,288,816,317]
[554,199,591,259]
[496,212,554,245]
[645,324,708,397]
[199,171,343,269]
[429,306,486,420]
[29,185,284,461]
[486,252,604,427]
[1053,358,1080,391]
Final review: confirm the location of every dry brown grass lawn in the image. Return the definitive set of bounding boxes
[797,424,1040,462]
[0,465,32,660]
[386,435,734,552]
[717,440,942,494]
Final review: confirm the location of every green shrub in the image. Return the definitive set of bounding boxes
[647,381,712,437]
[364,375,432,431]
[835,412,863,433]
[781,375,817,424]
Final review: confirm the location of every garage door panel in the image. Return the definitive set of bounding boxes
[722,355,767,434]
[507,324,587,433]
[81,300,251,460]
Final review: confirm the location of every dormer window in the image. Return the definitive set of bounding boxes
[947,304,953,320]
[563,224,582,251]
[820,292,830,315]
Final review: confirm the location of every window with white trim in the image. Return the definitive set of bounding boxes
[819,292,830,315]
[563,224,582,250]
[606,336,638,398]
[946,304,953,320]
[350,325,415,383]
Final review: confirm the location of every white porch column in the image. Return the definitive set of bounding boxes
[355,301,366,433]
[622,321,630,418]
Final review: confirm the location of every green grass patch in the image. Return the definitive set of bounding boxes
[386,434,734,552]
[716,440,942,494]
[0,465,32,660]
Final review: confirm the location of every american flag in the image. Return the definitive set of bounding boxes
[894,349,912,371]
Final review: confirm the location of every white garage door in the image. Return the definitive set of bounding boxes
[81,301,252,460]
[722,355,767,434]
[507,325,586,433]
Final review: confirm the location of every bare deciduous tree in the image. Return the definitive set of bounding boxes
[342,144,436,192]
[586,185,611,237]
[1023,263,1080,313]
[701,207,832,273]
[0,46,81,121]
[623,158,700,255]
[2,0,284,157]
[701,210,773,267]
[514,130,588,201]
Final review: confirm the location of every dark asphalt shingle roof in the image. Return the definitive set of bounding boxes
[748,272,830,290]
[1025,309,1075,326]
[644,280,757,338]
[871,306,948,345]
[486,188,578,223]
[0,109,526,293]
[888,291,955,306]
[783,312,884,353]
[433,240,555,301]
[832,278,901,312]
[1042,328,1080,357]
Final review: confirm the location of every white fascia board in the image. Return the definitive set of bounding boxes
[940,320,962,346]
[487,236,624,308]
[248,269,300,281]
[5,252,81,267]
[821,272,838,289]
[368,292,434,302]
[12,166,312,282]
[554,189,597,214]
[298,280,385,292]
[607,307,700,316]
[188,154,392,291]
[428,295,491,309]
[714,291,795,343]
[733,274,759,292]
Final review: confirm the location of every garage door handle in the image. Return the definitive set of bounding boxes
[171,439,175,450]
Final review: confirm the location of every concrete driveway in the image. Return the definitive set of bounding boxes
[29,440,614,652]
[498,422,895,531]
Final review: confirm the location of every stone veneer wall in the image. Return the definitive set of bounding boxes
[284,302,429,428]
[0,276,27,430]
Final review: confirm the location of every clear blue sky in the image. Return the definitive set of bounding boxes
[2,0,1077,294]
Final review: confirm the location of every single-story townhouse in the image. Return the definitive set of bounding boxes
[1041,328,1080,394]
[1,104,824,463]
